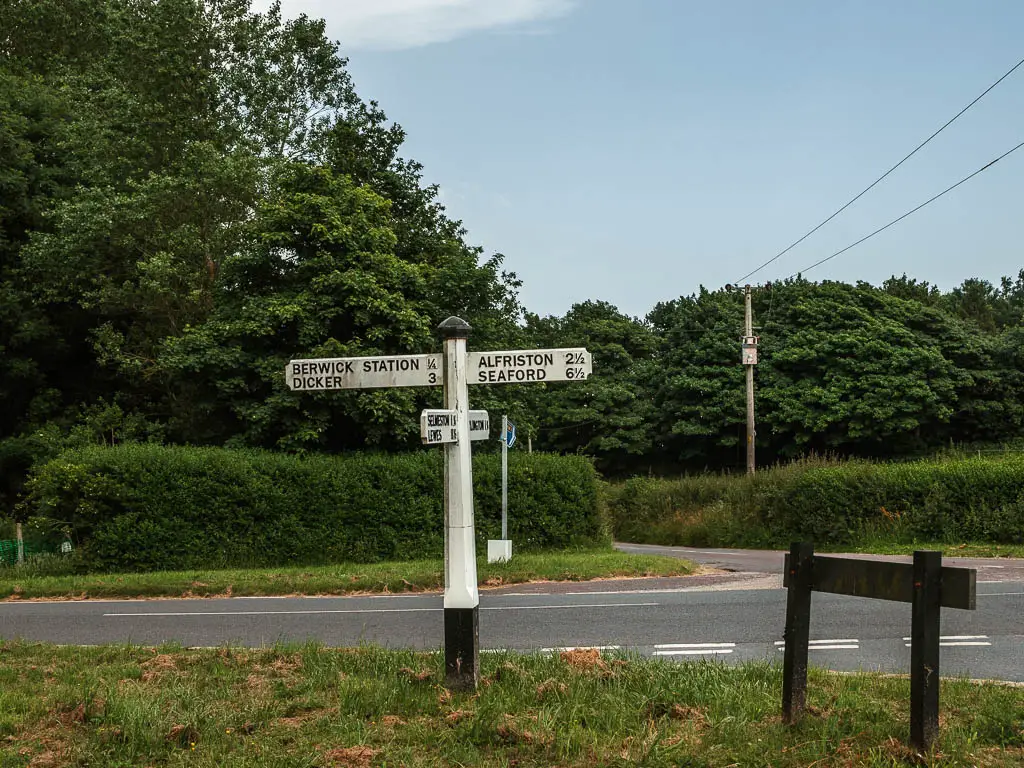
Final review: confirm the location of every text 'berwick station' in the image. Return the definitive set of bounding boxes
[289,356,436,390]
[291,359,424,376]
[474,352,555,383]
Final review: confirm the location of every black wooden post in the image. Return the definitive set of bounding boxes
[782,541,814,723]
[444,606,479,691]
[910,550,942,753]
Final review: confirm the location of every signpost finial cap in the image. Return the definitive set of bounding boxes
[438,316,471,339]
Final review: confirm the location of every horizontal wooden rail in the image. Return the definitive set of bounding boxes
[783,554,976,609]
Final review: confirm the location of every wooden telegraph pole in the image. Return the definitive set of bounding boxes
[742,285,758,475]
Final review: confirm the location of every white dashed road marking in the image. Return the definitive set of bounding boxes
[653,642,736,656]
[775,639,861,651]
[902,635,991,647]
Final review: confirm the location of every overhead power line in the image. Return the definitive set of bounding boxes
[734,54,1024,285]
[787,138,1024,279]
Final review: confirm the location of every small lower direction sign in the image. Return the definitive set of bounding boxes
[286,353,442,391]
[421,409,489,444]
[468,410,489,441]
[421,409,458,445]
[468,348,592,384]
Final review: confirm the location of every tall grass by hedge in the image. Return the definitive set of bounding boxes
[610,455,1024,548]
[23,445,607,572]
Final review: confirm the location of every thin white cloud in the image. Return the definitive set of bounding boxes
[263,0,578,50]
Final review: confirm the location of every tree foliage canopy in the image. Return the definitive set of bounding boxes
[1,0,1023,499]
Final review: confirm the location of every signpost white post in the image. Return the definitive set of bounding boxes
[438,317,479,690]
[285,324,592,691]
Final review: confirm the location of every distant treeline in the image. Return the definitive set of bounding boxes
[525,275,1024,475]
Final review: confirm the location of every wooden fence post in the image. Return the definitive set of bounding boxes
[910,550,941,753]
[782,542,814,723]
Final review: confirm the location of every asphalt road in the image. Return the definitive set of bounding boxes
[2,579,1022,682]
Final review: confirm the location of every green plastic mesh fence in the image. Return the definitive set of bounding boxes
[0,539,55,566]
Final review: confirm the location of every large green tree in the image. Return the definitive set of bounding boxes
[756,281,958,456]
[527,301,657,474]
[0,0,523,458]
[647,277,1024,470]
[648,287,747,468]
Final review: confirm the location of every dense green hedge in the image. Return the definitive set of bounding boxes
[610,455,1024,547]
[23,445,607,572]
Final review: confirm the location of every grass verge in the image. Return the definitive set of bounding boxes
[0,550,696,601]
[0,642,1020,767]
[835,541,1024,559]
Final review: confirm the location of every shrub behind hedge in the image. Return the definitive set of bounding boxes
[610,455,1024,547]
[770,456,1024,543]
[24,445,607,572]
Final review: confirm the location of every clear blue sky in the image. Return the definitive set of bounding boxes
[277,0,1024,319]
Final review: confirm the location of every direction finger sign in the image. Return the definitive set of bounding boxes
[286,353,442,390]
[468,348,592,384]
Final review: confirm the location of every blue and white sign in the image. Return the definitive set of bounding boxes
[504,421,517,448]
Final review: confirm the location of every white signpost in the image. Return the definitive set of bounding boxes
[285,322,591,691]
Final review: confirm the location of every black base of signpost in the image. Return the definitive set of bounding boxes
[444,607,479,691]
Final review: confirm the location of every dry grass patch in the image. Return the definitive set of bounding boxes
[535,679,568,701]
[559,648,607,672]
[321,745,380,767]
[495,714,551,747]
[444,709,471,726]
[666,704,708,728]
[397,666,432,683]
[7,723,75,768]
